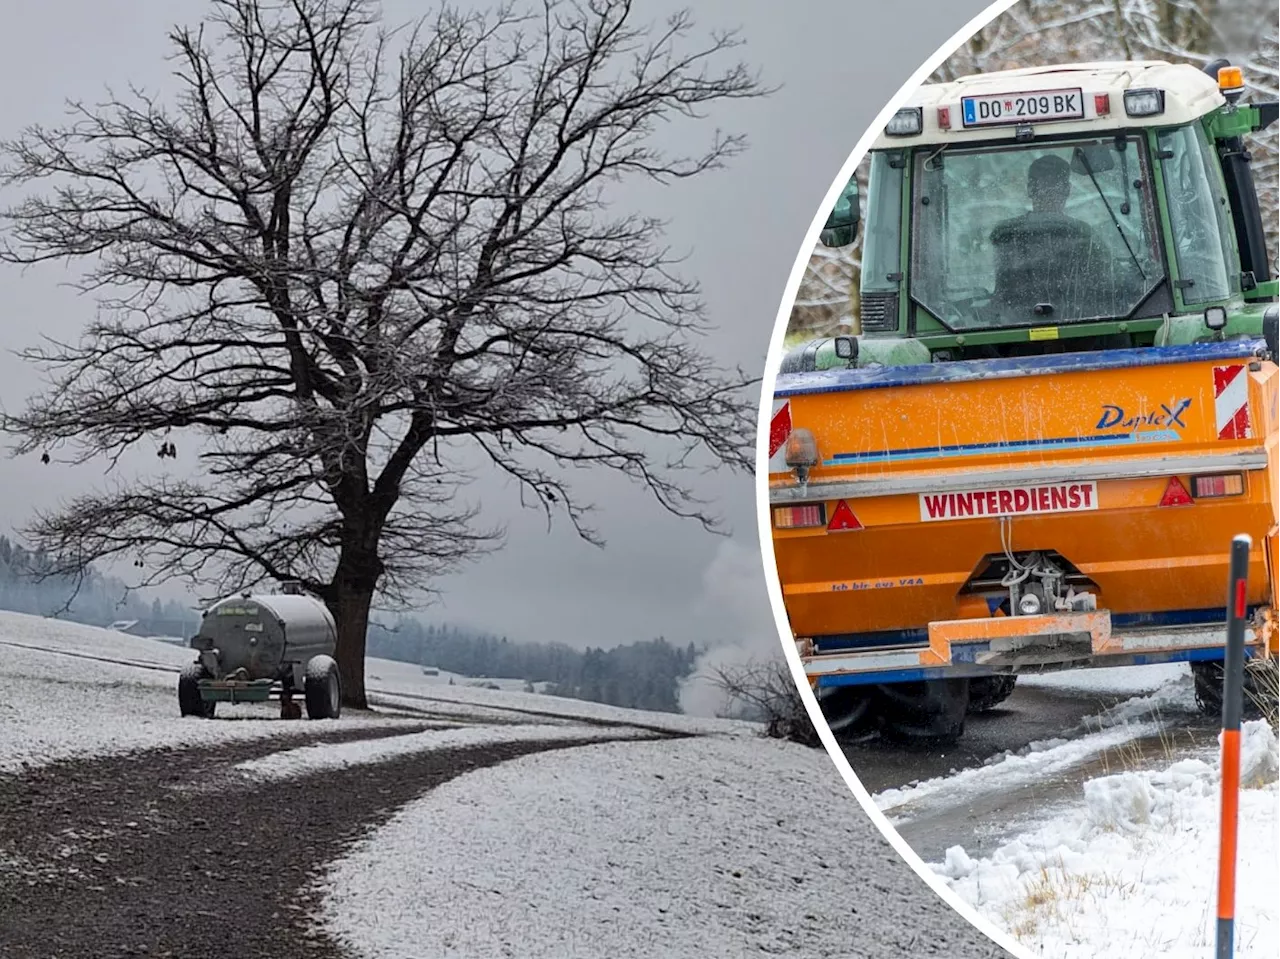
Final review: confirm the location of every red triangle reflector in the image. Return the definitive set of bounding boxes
[827,500,863,531]
[1159,476,1194,507]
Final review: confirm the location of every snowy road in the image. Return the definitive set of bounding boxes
[831,663,1279,958]
[835,665,1211,860]
[0,612,1019,959]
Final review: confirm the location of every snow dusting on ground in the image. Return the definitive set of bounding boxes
[2,609,1016,958]
[235,722,657,782]
[317,734,1003,959]
[365,660,758,737]
[0,614,399,771]
[0,611,714,773]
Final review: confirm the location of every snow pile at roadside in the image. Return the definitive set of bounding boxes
[235,723,658,782]
[1083,671,1198,725]
[874,673,1198,820]
[318,735,1013,959]
[935,719,1280,959]
[874,720,1163,819]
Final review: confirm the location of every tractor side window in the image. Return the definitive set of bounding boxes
[1157,124,1237,305]
[860,151,904,295]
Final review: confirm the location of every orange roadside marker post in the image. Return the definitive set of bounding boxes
[1215,533,1251,959]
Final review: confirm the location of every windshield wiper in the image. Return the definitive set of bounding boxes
[1074,146,1145,281]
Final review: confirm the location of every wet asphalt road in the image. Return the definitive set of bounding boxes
[833,680,1222,863]
[836,683,1145,795]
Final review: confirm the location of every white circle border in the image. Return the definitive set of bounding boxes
[754,2,1039,958]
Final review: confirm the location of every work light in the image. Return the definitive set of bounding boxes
[1123,88,1165,117]
[885,107,922,137]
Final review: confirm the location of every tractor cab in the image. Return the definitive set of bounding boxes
[805,60,1278,368]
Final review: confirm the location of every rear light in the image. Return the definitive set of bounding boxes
[774,504,825,529]
[1158,476,1194,507]
[1094,93,1110,116]
[937,106,951,130]
[1191,472,1245,499]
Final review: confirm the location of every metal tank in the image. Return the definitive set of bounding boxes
[179,584,343,721]
[194,593,336,678]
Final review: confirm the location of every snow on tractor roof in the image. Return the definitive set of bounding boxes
[871,61,1226,149]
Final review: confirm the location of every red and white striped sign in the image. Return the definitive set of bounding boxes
[768,398,791,472]
[1213,364,1253,440]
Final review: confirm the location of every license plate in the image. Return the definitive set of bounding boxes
[960,88,1084,128]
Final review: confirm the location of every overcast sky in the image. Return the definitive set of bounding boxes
[0,0,992,652]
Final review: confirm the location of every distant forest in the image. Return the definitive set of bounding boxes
[0,535,202,636]
[368,618,701,713]
[0,536,702,714]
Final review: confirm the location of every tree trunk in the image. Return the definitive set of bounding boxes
[329,574,375,710]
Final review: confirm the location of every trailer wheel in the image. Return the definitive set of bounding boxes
[816,686,880,740]
[878,679,968,746]
[968,675,1018,713]
[304,655,342,720]
[178,663,216,719]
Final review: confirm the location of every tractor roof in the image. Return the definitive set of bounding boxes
[870,61,1226,150]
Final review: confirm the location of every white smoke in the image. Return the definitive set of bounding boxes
[678,536,786,717]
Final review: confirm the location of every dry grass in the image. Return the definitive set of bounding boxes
[1245,654,1279,732]
[1090,705,1181,779]
[1002,855,1137,940]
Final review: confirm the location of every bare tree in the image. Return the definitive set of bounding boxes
[787,159,868,341]
[0,0,766,708]
[711,659,820,746]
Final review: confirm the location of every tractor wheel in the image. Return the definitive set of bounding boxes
[178,663,216,719]
[878,678,968,746]
[1193,660,1273,719]
[816,685,880,740]
[968,675,1018,713]
[304,655,342,720]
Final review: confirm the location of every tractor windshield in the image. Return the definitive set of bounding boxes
[909,135,1165,330]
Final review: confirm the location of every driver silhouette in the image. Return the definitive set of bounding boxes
[990,154,1103,315]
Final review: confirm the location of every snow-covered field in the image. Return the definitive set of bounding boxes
[0,615,406,771]
[234,723,657,782]
[895,665,1280,959]
[1,609,1022,959]
[318,734,990,959]
[0,610,749,773]
[367,668,756,736]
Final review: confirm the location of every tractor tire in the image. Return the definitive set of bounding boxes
[1192,660,1273,719]
[304,655,342,720]
[878,678,969,746]
[178,662,216,719]
[816,685,880,740]
[968,675,1018,713]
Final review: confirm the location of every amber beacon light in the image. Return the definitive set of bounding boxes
[1218,65,1245,102]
